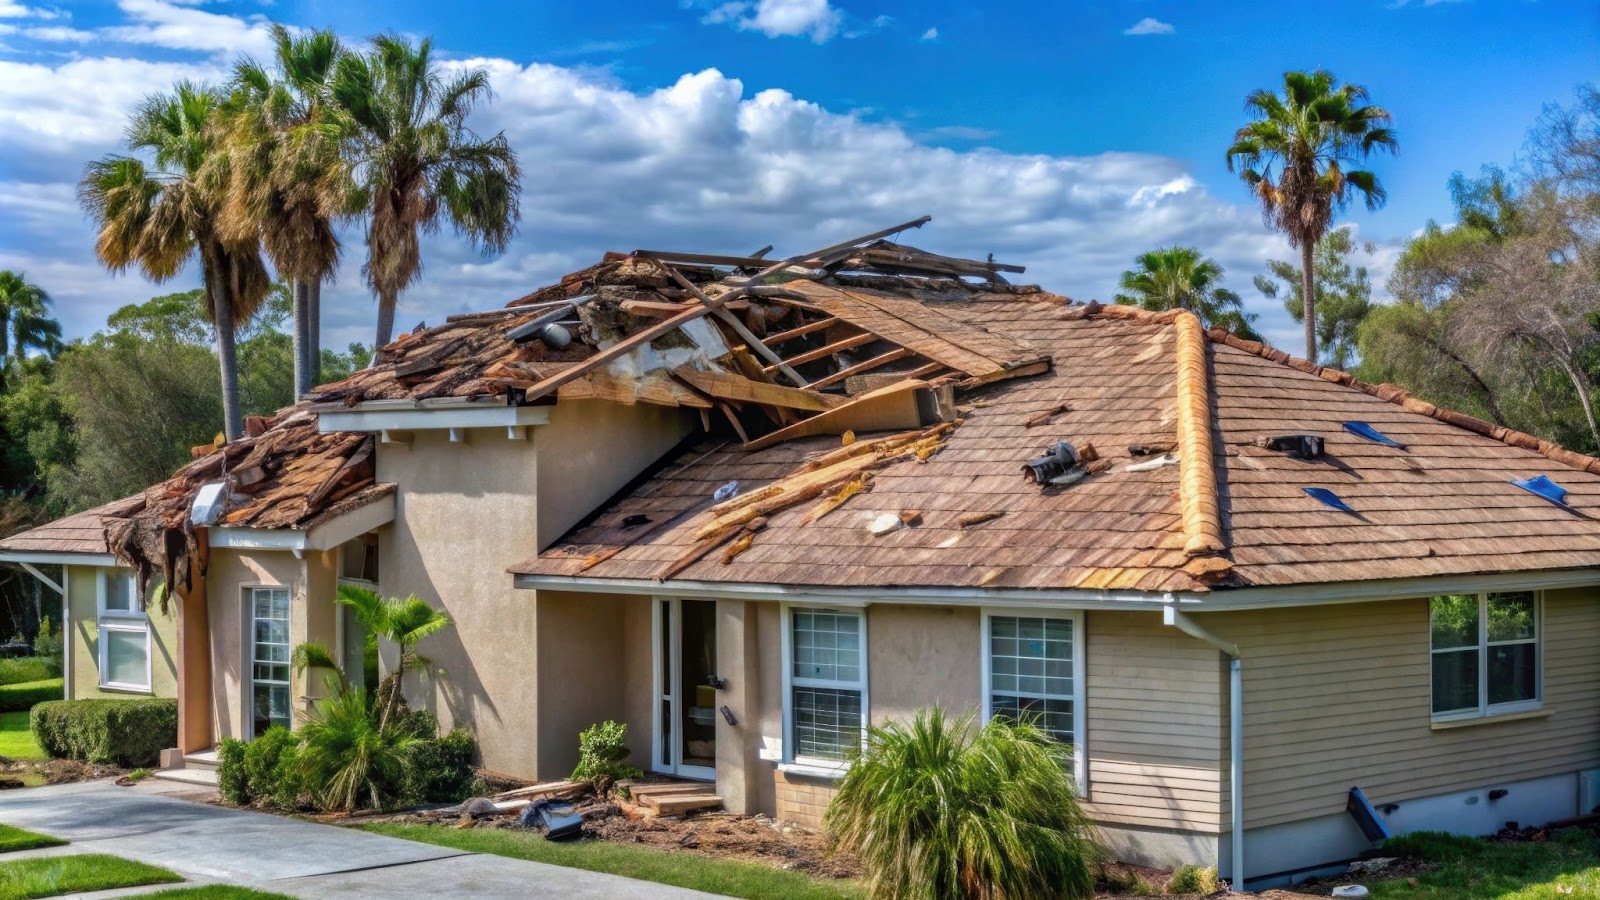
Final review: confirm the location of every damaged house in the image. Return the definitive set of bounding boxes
[7,218,1600,886]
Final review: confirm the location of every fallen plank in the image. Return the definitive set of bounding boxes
[765,331,876,372]
[671,367,844,413]
[522,304,718,402]
[808,347,913,391]
[492,779,582,801]
[638,793,724,815]
[742,379,932,452]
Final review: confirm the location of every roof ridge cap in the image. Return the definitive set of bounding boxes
[1202,327,1600,477]
[1173,310,1227,559]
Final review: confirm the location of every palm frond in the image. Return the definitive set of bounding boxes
[291,640,342,676]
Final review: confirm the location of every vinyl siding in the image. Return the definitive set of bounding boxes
[1084,610,1226,832]
[1211,590,1600,829]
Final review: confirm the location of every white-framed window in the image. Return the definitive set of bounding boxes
[982,610,1086,791]
[248,587,293,738]
[781,606,868,773]
[1430,591,1541,720]
[96,569,150,692]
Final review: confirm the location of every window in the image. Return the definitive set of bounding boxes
[783,608,866,768]
[1430,591,1540,719]
[983,611,1085,786]
[250,588,292,737]
[339,536,379,584]
[97,569,150,692]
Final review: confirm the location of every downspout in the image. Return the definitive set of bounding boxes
[1163,604,1243,891]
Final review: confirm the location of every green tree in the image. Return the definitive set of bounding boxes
[1254,227,1374,370]
[79,82,272,441]
[0,272,64,380]
[222,24,355,397]
[332,34,522,348]
[1112,246,1260,339]
[1226,69,1397,363]
[298,585,452,732]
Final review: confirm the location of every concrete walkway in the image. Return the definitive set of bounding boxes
[0,779,721,898]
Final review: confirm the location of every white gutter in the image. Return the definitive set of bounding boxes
[1164,604,1244,892]
[0,552,118,567]
[315,400,551,434]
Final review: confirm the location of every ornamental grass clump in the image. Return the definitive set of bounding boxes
[825,707,1099,900]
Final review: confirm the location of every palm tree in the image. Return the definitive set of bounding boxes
[220,24,354,398]
[332,34,522,349]
[79,83,272,441]
[1113,246,1261,339]
[0,271,64,373]
[296,584,452,732]
[1226,69,1397,363]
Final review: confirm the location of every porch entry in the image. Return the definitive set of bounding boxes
[247,587,291,739]
[652,598,718,780]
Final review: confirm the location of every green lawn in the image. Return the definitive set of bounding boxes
[135,888,296,899]
[1363,829,1600,899]
[0,713,44,761]
[0,661,57,689]
[0,827,64,854]
[362,823,864,900]
[0,852,182,899]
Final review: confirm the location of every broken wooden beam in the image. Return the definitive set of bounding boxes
[807,347,913,391]
[642,258,809,388]
[1024,404,1070,429]
[741,379,934,452]
[671,367,845,413]
[767,332,876,372]
[521,303,719,402]
[764,316,841,345]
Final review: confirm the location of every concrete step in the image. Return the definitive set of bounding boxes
[151,766,219,787]
[182,749,221,772]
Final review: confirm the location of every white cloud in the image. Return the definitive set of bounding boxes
[919,27,937,41]
[0,7,1307,354]
[1123,17,1175,36]
[702,0,843,43]
[102,0,273,57]
[0,2,64,19]
[23,25,93,41]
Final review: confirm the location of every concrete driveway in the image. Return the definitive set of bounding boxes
[0,779,721,898]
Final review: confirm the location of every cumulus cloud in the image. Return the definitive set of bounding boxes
[919,27,937,41]
[102,0,274,57]
[702,0,843,43]
[0,2,63,19]
[1124,17,1175,36]
[0,5,1315,353]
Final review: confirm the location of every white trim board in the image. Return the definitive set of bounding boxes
[0,552,118,567]
[315,402,550,434]
[207,494,395,555]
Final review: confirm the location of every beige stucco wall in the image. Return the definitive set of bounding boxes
[65,564,179,701]
[534,399,694,550]
[1204,590,1600,829]
[867,604,982,724]
[533,591,632,779]
[204,548,319,741]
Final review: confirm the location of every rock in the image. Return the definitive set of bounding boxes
[462,797,498,819]
[679,832,700,849]
[1332,887,1370,898]
[1347,858,1396,875]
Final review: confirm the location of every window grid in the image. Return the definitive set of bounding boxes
[251,588,292,735]
[1430,591,1540,719]
[987,615,1076,745]
[787,608,865,765]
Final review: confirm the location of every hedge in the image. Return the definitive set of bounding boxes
[30,699,177,767]
[0,679,63,712]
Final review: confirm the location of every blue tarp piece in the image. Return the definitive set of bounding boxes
[1342,421,1405,449]
[1303,487,1356,513]
[1511,474,1569,506]
[1347,786,1394,844]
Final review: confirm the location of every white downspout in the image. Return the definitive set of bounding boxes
[1163,604,1244,892]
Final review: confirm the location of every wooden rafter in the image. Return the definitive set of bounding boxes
[767,332,877,373]
[764,316,841,345]
[807,348,913,390]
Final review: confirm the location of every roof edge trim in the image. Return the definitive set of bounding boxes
[0,552,120,567]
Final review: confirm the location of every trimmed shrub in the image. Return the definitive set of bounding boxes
[404,728,480,805]
[243,726,303,808]
[1166,865,1220,894]
[0,678,63,712]
[571,720,641,796]
[0,657,59,686]
[826,707,1100,900]
[30,699,177,767]
[217,738,249,805]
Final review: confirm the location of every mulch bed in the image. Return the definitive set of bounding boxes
[0,755,122,786]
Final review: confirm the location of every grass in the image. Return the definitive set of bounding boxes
[0,852,182,899]
[362,823,865,900]
[0,712,44,760]
[1363,829,1600,899]
[0,827,64,854]
[134,888,296,899]
[0,661,57,689]
[126,768,152,782]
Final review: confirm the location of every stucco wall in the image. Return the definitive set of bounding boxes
[867,604,981,724]
[534,591,631,778]
[204,549,309,740]
[65,564,179,701]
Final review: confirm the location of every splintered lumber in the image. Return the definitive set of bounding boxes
[801,473,871,524]
[808,347,913,391]
[1024,404,1070,428]
[764,317,841,345]
[766,332,876,372]
[671,367,844,413]
[643,257,808,388]
[958,511,1006,528]
[523,303,718,402]
[491,780,582,801]
[742,380,931,452]
[620,298,695,318]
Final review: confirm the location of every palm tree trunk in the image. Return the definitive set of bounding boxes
[308,279,322,384]
[373,290,398,357]
[1301,242,1317,364]
[210,268,245,442]
[292,280,311,399]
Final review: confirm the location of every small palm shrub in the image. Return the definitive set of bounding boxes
[571,720,640,796]
[1166,865,1220,894]
[826,707,1100,900]
[297,685,418,812]
[405,727,481,804]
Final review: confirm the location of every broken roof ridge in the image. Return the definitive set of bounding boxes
[1064,298,1600,479]
[1173,310,1227,560]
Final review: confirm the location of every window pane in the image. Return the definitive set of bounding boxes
[1487,593,1536,642]
[792,610,862,682]
[1489,643,1537,705]
[990,616,1073,699]
[104,629,148,687]
[991,695,1074,745]
[1430,594,1479,649]
[104,574,134,612]
[1432,648,1478,714]
[793,687,861,760]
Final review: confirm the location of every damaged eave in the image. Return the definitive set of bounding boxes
[312,399,552,434]
[207,491,396,555]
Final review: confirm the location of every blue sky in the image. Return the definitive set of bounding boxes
[0,0,1595,352]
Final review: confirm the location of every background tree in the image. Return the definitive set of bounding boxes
[79,82,273,441]
[1227,69,1397,363]
[1254,226,1375,370]
[332,34,522,349]
[1113,246,1260,339]
[0,272,63,382]
[222,24,354,398]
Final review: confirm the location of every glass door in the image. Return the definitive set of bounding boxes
[249,588,292,738]
[653,598,718,781]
